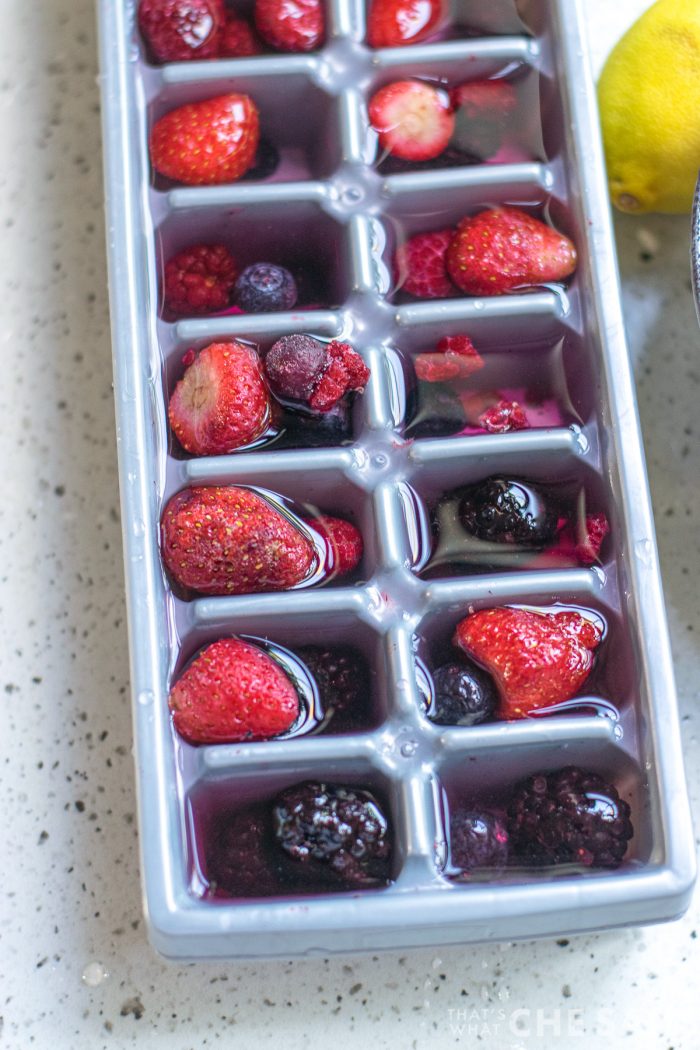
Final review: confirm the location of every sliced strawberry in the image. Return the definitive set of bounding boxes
[446,207,578,296]
[168,341,271,456]
[367,0,443,48]
[454,606,603,720]
[369,80,454,163]
[150,93,260,185]
[393,228,455,299]
[169,637,299,744]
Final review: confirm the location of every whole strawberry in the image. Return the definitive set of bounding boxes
[446,207,577,296]
[150,93,260,185]
[367,0,443,48]
[394,228,456,299]
[139,0,224,63]
[369,80,454,163]
[169,637,300,744]
[454,606,602,719]
[163,243,238,316]
[161,486,317,595]
[254,0,324,52]
[168,341,271,456]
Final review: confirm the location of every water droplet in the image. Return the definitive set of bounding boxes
[82,961,109,987]
[137,690,154,707]
[431,956,442,970]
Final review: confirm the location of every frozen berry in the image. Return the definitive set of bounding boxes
[429,661,497,726]
[233,263,298,313]
[139,0,224,63]
[478,399,530,434]
[312,515,363,576]
[507,766,634,869]
[265,334,327,400]
[241,138,280,181]
[206,808,285,897]
[415,335,484,382]
[406,382,466,438]
[308,341,370,412]
[450,811,509,877]
[369,80,455,163]
[272,782,391,885]
[163,243,238,316]
[218,14,263,56]
[459,477,558,547]
[298,647,368,726]
[394,228,455,299]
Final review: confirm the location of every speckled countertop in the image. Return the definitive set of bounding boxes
[1,2,698,1047]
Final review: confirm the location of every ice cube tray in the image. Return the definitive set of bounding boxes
[98,0,695,958]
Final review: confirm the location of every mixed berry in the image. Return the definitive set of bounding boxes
[139,0,324,63]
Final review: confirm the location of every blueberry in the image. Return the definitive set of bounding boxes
[450,811,509,877]
[241,138,280,182]
[406,382,466,439]
[429,661,497,726]
[265,334,327,401]
[234,263,298,313]
[459,476,558,547]
[272,781,391,886]
[507,766,634,869]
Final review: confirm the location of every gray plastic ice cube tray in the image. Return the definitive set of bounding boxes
[98,0,695,958]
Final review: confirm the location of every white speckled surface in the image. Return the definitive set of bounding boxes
[1,1,698,1046]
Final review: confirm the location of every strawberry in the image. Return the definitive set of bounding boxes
[454,606,602,720]
[446,207,578,296]
[478,399,530,433]
[138,0,224,63]
[150,93,260,185]
[394,228,455,299]
[367,0,443,48]
[161,486,317,595]
[163,243,238,316]
[451,79,518,159]
[219,15,264,56]
[415,334,484,383]
[254,0,324,52]
[168,341,271,456]
[312,516,363,577]
[369,80,454,163]
[169,637,300,744]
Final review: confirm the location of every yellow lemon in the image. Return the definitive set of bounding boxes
[598,0,700,213]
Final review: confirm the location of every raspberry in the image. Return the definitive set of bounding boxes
[575,512,610,565]
[415,335,484,382]
[507,767,634,869]
[272,782,391,886]
[233,263,298,312]
[308,341,370,411]
[394,229,456,299]
[163,243,238,316]
[478,399,530,433]
[219,15,263,56]
[459,477,559,547]
[138,0,224,63]
[429,661,497,726]
[312,515,363,576]
[450,811,509,877]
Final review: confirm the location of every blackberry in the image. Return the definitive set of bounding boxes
[233,263,298,313]
[298,646,368,729]
[241,138,280,181]
[459,476,558,547]
[507,766,634,869]
[265,334,327,401]
[205,808,285,898]
[450,810,509,877]
[429,661,497,726]
[272,782,391,885]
